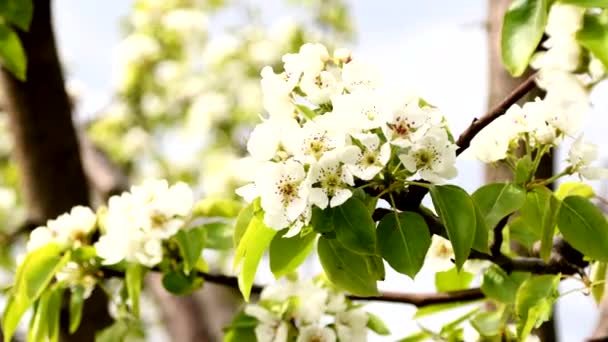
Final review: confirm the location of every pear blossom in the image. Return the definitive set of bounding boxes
[330,92,391,132]
[568,136,608,180]
[246,117,301,162]
[290,120,349,164]
[341,60,381,92]
[26,206,97,252]
[256,160,311,230]
[348,133,391,180]
[335,309,369,342]
[399,129,457,183]
[383,99,439,147]
[245,304,289,342]
[308,148,358,209]
[296,326,336,342]
[261,66,298,117]
[162,9,207,34]
[94,180,193,267]
[299,70,343,105]
[282,43,329,79]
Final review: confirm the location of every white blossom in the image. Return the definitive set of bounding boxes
[348,133,391,181]
[245,304,289,342]
[399,128,457,183]
[282,43,329,79]
[256,161,311,230]
[290,120,349,164]
[247,117,301,162]
[162,9,207,34]
[296,326,336,342]
[308,148,358,209]
[26,206,97,252]
[568,136,608,180]
[335,309,368,342]
[330,91,391,133]
[261,66,298,118]
[299,70,343,105]
[341,60,381,92]
[383,98,439,147]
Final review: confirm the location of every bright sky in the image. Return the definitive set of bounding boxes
[52,1,604,340]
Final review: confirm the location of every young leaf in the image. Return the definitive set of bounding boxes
[367,312,391,335]
[46,287,64,342]
[2,243,69,342]
[471,309,507,338]
[233,201,255,248]
[396,331,433,342]
[472,183,526,229]
[515,275,559,340]
[202,221,233,250]
[310,206,335,234]
[192,198,242,218]
[69,286,85,334]
[577,12,608,69]
[175,227,206,274]
[515,155,533,185]
[435,267,474,292]
[269,228,316,279]
[501,0,549,76]
[162,270,204,295]
[0,24,26,81]
[317,237,379,296]
[481,264,529,303]
[0,0,33,31]
[555,181,595,200]
[430,185,477,270]
[376,211,431,278]
[591,262,607,304]
[518,187,560,261]
[126,263,144,317]
[365,255,386,281]
[234,215,276,301]
[472,204,490,253]
[333,197,376,255]
[558,195,608,261]
[559,0,608,7]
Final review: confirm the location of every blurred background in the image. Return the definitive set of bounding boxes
[0,0,605,340]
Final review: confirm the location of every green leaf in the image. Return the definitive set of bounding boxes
[366,312,391,335]
[591,261,607,304]
[234,201,256,248]
[472,183,526,229]
[515,155,533,185]
[162,270,204,295]
[333,197,376,255]
[2,243,69,342]
[296,104,317,120]
[559,0,608,8]
[472,204,490,253]
[414,299,484,318]
[471,308,507,338]
[224,327,257,342]
[317,236,379,296]
[0,0,33,30]
[376,211,430,278]
[234,215,276,301]
[69,286,85,334]
[175,227,206,275]
[501,0,549,76]
[365,255,385,281]
[95,320,143,342]
[0,24,26,81]
[435,267,474,292]
[396,331,433,342]
[193,198,242,218]
[126,263,144,317]
[440,307,480,335]
[269,228,316,279]
[557,195,608,261]
[519,187,560,261]
[202,221,233,250]
[555,181,595,200]
[481,264,529,303]
[430,185,477,270]
[515,275,559,340]
[46,287,63,342]
[577,12,608,69]
[310,206,335,234]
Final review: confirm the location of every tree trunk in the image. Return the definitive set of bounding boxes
[486,1,556,341]
[0,0,112,340]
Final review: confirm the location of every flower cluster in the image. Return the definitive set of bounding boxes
[465,4,607,179]
[95,179,194,267]
[244,278,370,342]
[238,43,457,233]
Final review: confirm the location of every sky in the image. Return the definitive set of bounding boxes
[52,0,604,340]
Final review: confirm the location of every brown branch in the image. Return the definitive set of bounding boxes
[455,73,537,156]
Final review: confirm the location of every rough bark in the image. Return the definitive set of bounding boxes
[0,0,112,340]
[486,1,556,341]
